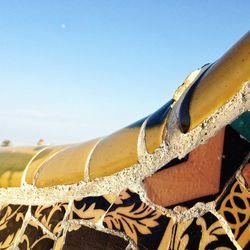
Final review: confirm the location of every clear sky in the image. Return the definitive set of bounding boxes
[0,1,249,146]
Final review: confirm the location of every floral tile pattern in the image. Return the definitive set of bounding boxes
[70,194,116,223]
[31,202,68,236]
[170,212,236,249]
[0,205,28,249]
[216,178,250,249]
[18,220,54,250]
[103,189,174,250]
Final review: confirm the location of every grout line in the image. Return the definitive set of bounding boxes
[137,117,149,162]
[10,205,32,249]
[30,216,57,240]
[211,208,242,250]
[0,82,248,208]
[83,137,104,182]
[32,145,74,186]
[21,146,50,186]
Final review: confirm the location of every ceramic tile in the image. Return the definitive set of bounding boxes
[63,225,128,250]
[144,126,250,208]
[24,145,69,185]
[70,194,116,223]
[231,111,250,141]
[89,118,146,179]
[216,179,250,249]
[170,212,236,249]
[0,205,28,249]
[18,220,54,250]
[144,127,225,207]
[0,146,41,187]
[242,163,250,187]
[178,33,250,132]
[145,100,173,154]
[103,189,173,250]
[31,202,68,236]
[34,139,99,187]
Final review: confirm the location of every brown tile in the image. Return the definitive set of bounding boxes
[104,189,173,250]
[31,202,68,236]
[144,128,225,207]
[18,220,54,250]
[63,225,128,250]
[34,139,99,187]
[242,163,250,187]
[216,179,250,249]
[70,194,116,223]
[170,212,236,249]
[0,204,28,249]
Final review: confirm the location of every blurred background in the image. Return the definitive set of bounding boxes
[0,0,249,146]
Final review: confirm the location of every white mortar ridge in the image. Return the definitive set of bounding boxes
[0,81,249,218]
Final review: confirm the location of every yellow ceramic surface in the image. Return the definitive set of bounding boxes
[89,127,140,179]
[145,112,171,154]
[0,146,42,187]
[35,139,99,187]
[24,145,69,185]
[188,31,250,131]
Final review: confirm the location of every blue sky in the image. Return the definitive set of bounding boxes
[0,1,249,145]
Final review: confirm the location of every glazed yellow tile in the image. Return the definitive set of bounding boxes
[0,146,42,187]
[24,145,69,185]
[89,127,141,180]
[145,101,172,154]
[35,139,99,187]
[187,32,250,131]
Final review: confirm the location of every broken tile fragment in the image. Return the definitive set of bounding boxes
[144,126,250,208]
[0,204,28,249]
[103,189,173,250]
[70,194,116,223]
[18,220,54,250]
[31,202,68,236]
[170,212,236,249]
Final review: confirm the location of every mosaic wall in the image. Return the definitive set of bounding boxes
[0,33,249,249]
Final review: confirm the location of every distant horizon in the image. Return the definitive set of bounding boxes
[0,1,249,145]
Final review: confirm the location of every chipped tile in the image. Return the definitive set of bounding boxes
[145,100,173,154]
